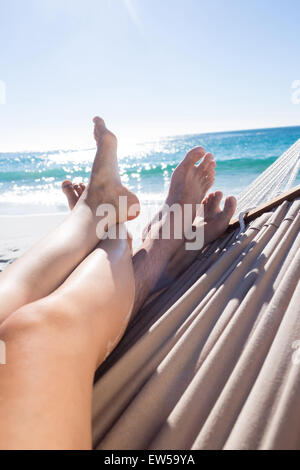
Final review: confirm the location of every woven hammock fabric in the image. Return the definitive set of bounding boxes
[235,139,300,216]
[92,198,300,450]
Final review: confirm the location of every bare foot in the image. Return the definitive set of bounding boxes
[132,147,216,315]
[166,147,216,208]
[62,181,86,210]
[87,117,140,222]
[143,146,216,239]
[61,180,133,255]
[70,117,140,223]
[202,191,237,245]
[156,191,237,290]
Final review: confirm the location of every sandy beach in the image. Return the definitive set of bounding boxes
[0,213,67,272]
[0,212,147,272]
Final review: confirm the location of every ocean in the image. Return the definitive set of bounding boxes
[1,126,300,219]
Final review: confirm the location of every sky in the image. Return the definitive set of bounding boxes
[0,0,299,151]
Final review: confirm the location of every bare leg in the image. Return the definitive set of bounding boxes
[0,118,140,325]
[0,226,134,450]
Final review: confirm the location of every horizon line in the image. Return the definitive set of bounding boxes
[1,123,300,155]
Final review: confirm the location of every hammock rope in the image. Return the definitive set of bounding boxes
[235,138,300,218]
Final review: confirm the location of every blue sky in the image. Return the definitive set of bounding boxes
[0,0,299,151]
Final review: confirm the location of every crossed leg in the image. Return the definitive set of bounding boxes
[0,118,140,449]
[0,230,134,450]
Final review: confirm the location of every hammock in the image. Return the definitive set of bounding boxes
[231,138,300,235]
[92,139,300,450]
[235,138,300,216]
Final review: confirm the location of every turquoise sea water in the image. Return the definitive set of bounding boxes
[0,126,300,216]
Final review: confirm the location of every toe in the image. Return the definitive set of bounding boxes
[223,196,237,220]
[94,118,117,147]
[93,116,106,127]
[62,180,78,210]
[73,184,82,198]
[213,191,223,208]
[197,154,216,178]
[73,183,86,198]
[76,183,86,197]
[198,153,215,170]
[182,146,206,165]
[62,179,72,189]
[206,191,223,212]
[76,185,83,197]
[93,116,107,143]
[215,191,223,201]
[206,173,215,189]
[202,163,216,183]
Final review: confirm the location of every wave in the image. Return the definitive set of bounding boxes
[214,156,277,171]
[0,168,87,183]
[0,156,278,184]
